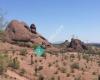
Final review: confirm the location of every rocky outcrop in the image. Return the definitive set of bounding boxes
[67,38,88,52]
[4,20,51,47]
[5,20,33,42]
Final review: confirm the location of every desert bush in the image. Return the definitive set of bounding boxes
[85,47,95,54]
[0,30,5,42]
[16,41,33,47]
[0,53,9,75]
[97,61,100,66]
[95,50,100,55]
[66,73,70,77]
[48,63,53,67]
[8,58,20,69]
[37,66,43,71]
[19,49,28,56]
[60,67,67,73]
[50,76,55,80]
[32,44,39,50]
[70,54,75,58]
[38,74,44,80]
[0,64,5,75]
[83,54,89,62]
[92,72,96,75]
[64,55,68,60]
[19,68,26,76]
[77,53,81,61]
[74,76,81,80]
[71,63,80,70]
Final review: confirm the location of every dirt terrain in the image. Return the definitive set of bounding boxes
[0,42,100,80]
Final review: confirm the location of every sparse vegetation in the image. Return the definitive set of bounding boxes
[0,53,9,75]
[50,76,55,80]
[71,63,80,70]
[19,68,26,76]
[37,66,43,71]
[83,54,90,62]
[70,54,75,58]
[48,63,52,67]
[66,73,70,77]
[60,67,66,73]
[8,58,20,69]
[32,44,39,50]
[92,72,96,75]
[19,48,28,56]
[38,74,44,80]
[74,76,81,80]
[0,64,5,75]
[0,30,5,42]
[97,61,100,66]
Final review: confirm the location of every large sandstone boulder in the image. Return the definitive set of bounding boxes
[68,38,88,52]
[5,20,34,42]
[4,20,51,47]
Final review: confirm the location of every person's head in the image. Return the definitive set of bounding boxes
[30,24,36,29]
[30,24,36,33]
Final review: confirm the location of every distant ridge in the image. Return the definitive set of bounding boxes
[87,43,100,47]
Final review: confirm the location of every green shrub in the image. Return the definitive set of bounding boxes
[60,67,66,73]
[0,53,9,75]
[20,49,28,56]
[83,54,89,62]
[92,72,96,75]
[8,58,20,69]
[97,61,100,66]
[16,41,33,47]
[71,63,80,69]
[74,76,81,80]
[0,64,5,75]
[38,74,44,80]
[19,68,26,76]
[70,54,75,58]
[32,44,39,50]
[85,47,95,54]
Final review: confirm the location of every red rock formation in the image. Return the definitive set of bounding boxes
[68,38,88,52]
[4,20,51,48]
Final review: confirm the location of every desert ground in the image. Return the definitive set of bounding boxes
[0,42,100,80]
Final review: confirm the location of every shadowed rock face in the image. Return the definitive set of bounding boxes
[68,38,88,52]
[4,20,51,47]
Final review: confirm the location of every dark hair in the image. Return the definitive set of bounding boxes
[30,24,36,29]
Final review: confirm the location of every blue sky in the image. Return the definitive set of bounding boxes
[0,0,100,43]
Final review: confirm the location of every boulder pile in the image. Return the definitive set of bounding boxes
[4,20,51,48]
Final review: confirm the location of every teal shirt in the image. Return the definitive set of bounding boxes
[34,45,45,56]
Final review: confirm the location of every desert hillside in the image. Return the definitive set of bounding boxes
[0,42,100,80]
[0,20,100,80]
